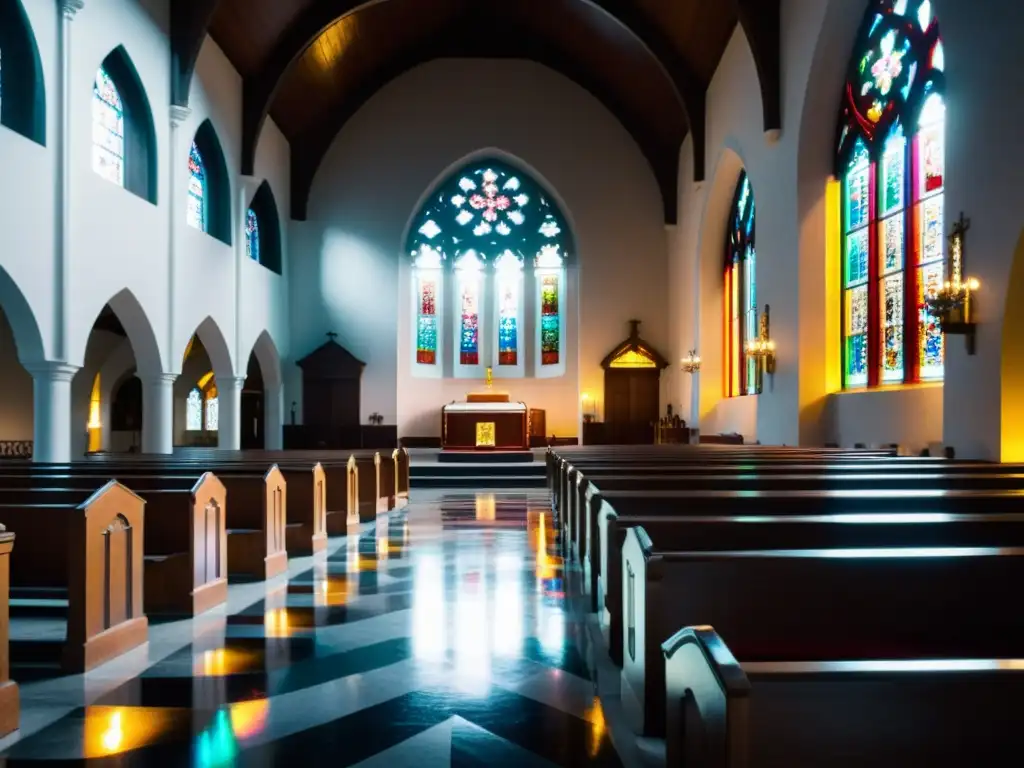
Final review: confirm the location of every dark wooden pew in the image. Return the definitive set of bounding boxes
[0,481,148,672]
[621,528,1024,737]
[601,509,1024,666]
[663,626,1024,767]
[0,476,228,617]
[0,527,16,736]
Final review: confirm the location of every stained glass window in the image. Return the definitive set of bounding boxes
[456,251,481,366]
[724,171,758,397]
[837,0,945,388]
[92,67,125,187]
[186,388,203,431]
[204,391,219,432]
[187,141,207,231]
[405,160,572,373]
[496,252,521,366]
[246,209,260,262]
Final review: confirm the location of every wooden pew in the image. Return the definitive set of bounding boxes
[350,452,382,521]
[0,528,17,736]
[581,486,1024,611]
[601,509,1024,666]
[663,626,1024,767]
[621,528,1024,736]
[0,481,148,672]
[0,476,228,617]
[393,448,410,509]
[278,463,327,555]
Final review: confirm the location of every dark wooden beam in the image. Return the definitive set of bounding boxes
[735,0,781,134]
[170,0,222,107]
[582,0,707,182]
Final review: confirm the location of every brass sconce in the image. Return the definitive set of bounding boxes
[924,212,979,355]
[680,350,701,374]
[746,304,776,375]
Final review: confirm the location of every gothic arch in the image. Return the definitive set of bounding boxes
[0,0,45,145]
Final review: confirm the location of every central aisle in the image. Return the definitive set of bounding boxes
[3,490,622,767]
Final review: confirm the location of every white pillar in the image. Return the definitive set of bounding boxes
[140,373,176,454]
[28,363,79,463]
[217,377,246,451]
[168,106,191,379]
[265,384,284,450]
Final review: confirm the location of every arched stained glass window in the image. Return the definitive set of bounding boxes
[406,160,572,376]
[724,171,758,397]
[187,141,207,231]
[92,67,125,187]
[246,208,260,262]
[837,0,945,388]
[204,389,219,432]
[186,387,203,431]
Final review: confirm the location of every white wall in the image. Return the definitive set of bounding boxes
[293,59,668,438]
[0,0,291,456]
[669,0,1022,455]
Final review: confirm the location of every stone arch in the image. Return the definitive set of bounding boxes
[187,316,235,381]
[191,119,233,245]
[72,288,165,377]
[246,329,283,391]
[0,263,45,366]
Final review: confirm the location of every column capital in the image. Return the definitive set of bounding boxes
[139,372,178,386]
[25,361,80,382]
[61,0,85,20]
[222,376,248,391]
[169,105,192,129]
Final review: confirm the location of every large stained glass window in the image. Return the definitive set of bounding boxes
[837,0,945,388]
[495,252,521,366]
[246,209,260,262]
[456,250,482,366]
[724,171,758,397]
[92,67,125,187]
[186,387,203,431]
[187,141,207,231]
[405,160,573,375]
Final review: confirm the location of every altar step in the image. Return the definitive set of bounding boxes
[410,461,546,489]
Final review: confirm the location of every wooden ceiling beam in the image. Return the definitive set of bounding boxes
[170,0,223,108]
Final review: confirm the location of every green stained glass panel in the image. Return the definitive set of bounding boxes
[845,228,869,286]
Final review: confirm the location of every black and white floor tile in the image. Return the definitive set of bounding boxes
[0,490,622,766]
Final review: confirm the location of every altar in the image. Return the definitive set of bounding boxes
[442,393,529,450]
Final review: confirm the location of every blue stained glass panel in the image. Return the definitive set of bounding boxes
[845,229,869,286]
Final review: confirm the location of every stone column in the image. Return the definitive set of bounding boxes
[217,377,246,451]
[28,363,79,463]
[140,373,176,454]
[264,384,284,450]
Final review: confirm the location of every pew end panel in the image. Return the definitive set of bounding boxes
[392,448,409,508]
[345,456,359,527]
[378,453,396,513]
[662,626,751,768]
[225,468,287,581]
[0,531,18,737]
[140,474,228,617]
[282,464,327,556]
[69,482,149,672]
[352,456,380,522]
[620,526,656,735]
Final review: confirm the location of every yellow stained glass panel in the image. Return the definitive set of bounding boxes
[608,349,656,369]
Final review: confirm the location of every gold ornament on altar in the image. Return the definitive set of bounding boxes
[476,421,496,447]
[485,366,493,389]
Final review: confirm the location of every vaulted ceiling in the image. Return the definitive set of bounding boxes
[170,0,780,223]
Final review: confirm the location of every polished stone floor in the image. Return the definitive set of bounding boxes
[0,490,622,766]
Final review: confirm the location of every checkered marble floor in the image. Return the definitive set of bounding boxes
[0,490,622,766]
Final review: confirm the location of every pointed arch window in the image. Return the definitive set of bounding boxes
[724,171,758,397]
[92,67,125,187]
[246,208,260,262]
[837,0,945,389]
[406,160,572,378]
[187,141,207,231]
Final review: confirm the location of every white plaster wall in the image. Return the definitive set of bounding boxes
[293,59,668,438]
[0,0,291,456]
[826,386,943,454]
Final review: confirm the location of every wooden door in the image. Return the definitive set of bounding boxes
[241,391,264,449]
[604,369,660,444]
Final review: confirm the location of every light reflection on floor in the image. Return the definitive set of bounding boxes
[3,490,620,767]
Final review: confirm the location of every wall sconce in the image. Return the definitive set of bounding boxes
[746,304,777,375]
[924,212,979,355]
[680,350,702,374]
[581,392,596,423]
